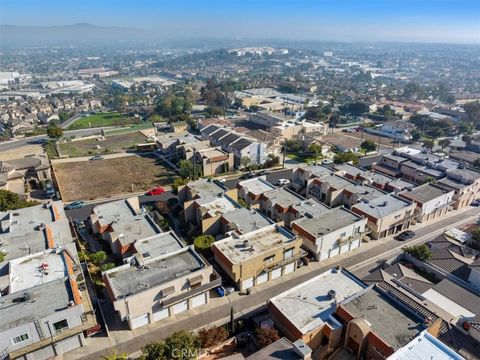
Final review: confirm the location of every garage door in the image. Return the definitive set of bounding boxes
[270,268,282,280]
[172,300,188,315]
[153,307,169,321]
[242,278,254,290]
[130,314,149,329]
[256,271,268,285]
[351,239,360,250]
[340,243,350,254]
[191,293,207,308]
[320,251,329,261]
[283,262,295,275]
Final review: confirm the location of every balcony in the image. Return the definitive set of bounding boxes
[257,249,307,276]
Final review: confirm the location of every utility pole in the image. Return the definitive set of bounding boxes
[377,136,382,154]
[360,117,365,142]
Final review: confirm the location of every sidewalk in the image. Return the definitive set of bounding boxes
[59,206,479,360]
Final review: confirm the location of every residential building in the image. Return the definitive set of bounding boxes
[212,224,304,290]
[237,177,276,207]
[181,143,234,177]
[245,338,312,360]
[351,193,416,239]
[388,330,465,360]
[291,165,331,195]
[0,249,96,360]
[103,246,220,330]
[249,111,293,127]
[398,183,454,223]
[291,207,368,261]
[365,120,414,140]
[88,197,161,257]
[259,187,306,223]
[336,286,426,359]
[436,168,480,209]
[284,198,330,228]
[178,178,236,204]
[268,268,366,352]
[219,208,273,239]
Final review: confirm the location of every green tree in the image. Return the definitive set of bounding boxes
[148,113,164,123]
[470,227,480,250]
[0,190,38,211]
[178,159,201,180]
[473,158,480,169]
[101,263,115,272]
[360,140,377,153]
[58,111,70,122]
[46,124,63,140]
[340,102,369,117]
[171,177,189,193]
[438,138,451,150]
[411,129,421,142]
[193,235,215,253]
[101,349,128,360]
[308,143,323,161]
[333,152,359,165]
[264,153,280,168]
[464,101,480,123]
[403,245,432,261]
[163,331,201,360]
[423,139,435,150]
[141,342,166,360]
[90,251,107,266]
[458,121,474,135]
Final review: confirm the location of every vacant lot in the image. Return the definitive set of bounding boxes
[59,131,148,157]
[67,112,140,130]
[54,154,175,201]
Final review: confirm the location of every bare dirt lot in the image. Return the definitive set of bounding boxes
[0,144,45,161]
[53,154,175,201]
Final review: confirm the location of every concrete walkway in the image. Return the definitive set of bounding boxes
[58,205,480,360]
[51,152,136,164]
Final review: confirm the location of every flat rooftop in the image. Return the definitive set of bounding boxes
[389,330,465,360]
[270,268,366,334]
[261,188,305,208]
[292,207,364,237]
[222,208,273,234]
[197,195,239,217]
[133,231,185,260]
[186,178,227,199]
[352,193,412,218]
[238,177,275,196]
[213,225,295,264]
[289,198,330,218]
[399,183,452,204]
[342,287,423,350]
[8,250,68,294]
[105,247,205,299]
[296,165,331,179]
[246,337,306,360]
[0,277,74,332]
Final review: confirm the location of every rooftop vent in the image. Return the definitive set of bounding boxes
[243,240,250,247]
[327,289,336,300]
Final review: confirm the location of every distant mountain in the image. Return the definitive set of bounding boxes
[0,23,148,46]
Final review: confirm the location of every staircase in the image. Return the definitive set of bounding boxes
[34,320,45,340]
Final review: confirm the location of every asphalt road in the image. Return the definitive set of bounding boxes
[78,206,480,360]
[64,168,293,221]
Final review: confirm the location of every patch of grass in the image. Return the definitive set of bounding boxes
[105,122,153,135]
[44,140,59,158]
[286,152,319,164]
[58,131,148,157]
[67,112,140,130]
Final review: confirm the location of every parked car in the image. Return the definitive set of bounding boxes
[394,230,416,241]
[239,172,256,180]
[321,159,333,165]
[256,169,269,176]
[64,201,86,210]
[146,186,165,196]
[89,155,104,161]
[471,200,480,207]
[276,178,290,186]
[45,179,55,198]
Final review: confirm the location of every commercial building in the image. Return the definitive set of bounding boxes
[212,224,304,291]
[291,207,367,261]
[398,183,454,223]
[103,246,220,330]
[351,193,416,239]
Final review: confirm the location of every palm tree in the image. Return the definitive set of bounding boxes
[100,349,128,360]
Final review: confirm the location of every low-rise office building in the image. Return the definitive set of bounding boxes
[103,246,220,330]
[351,193,416,239]
[212,224,304,291]
[291,207,367,261]
[398,183,454,223]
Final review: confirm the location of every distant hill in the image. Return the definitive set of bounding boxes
[0,23,147,46]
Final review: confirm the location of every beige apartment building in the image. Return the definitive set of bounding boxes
[212,224,305,291]
[351,193,416,239]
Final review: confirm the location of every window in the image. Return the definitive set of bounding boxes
[53,319,69,333]
[264,255,275,264]
[12,333,29,344]
[340,232,347,238]
[283,248,294,260]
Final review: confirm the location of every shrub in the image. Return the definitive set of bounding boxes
[198,326,229,348]
[256,327,280,348]
[193,235,215,253]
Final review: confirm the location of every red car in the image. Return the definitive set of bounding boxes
[146,186,165,196]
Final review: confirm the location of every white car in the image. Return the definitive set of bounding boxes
[321,159,333,165]
[276,178,290,186]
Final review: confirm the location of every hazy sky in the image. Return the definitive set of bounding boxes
[2,0,480,43]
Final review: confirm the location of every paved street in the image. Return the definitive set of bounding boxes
[69,206,480,360]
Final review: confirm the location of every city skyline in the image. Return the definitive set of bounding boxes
[1,0,480,44]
